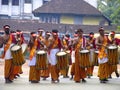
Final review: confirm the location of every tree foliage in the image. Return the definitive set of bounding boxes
[97,0,120,25]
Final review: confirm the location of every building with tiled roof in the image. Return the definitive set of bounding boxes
[0,0,50,19]
[33,0,111,26]
[0,0,116,34]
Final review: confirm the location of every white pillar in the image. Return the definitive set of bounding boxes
[0,0,1,14]
[19,0,24,19]
[8,0,12,16]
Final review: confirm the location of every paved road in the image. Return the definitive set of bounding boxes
[0,59,120,90]
[0,76,120,90]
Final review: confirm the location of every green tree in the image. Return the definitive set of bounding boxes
[97,0,120,25]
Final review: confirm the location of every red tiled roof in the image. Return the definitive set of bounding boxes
[33,0,102,16]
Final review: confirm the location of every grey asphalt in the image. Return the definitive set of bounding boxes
[0,75,120,90]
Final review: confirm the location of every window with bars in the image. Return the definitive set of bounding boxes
[25,0,32,3]
[51,16,59,24]
[2,0,9,5]
[43,0,50,4]
[12,0,19,5]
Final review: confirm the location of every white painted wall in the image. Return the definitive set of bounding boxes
[24,4,32,13]
[33,0,43,10]
[0,5,9,14]
[11,6,20,15]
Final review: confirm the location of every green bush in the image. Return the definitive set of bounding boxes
[117,26,120,31]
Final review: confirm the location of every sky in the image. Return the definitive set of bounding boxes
[84,0,97,8]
